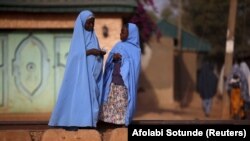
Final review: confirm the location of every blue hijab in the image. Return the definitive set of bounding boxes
[49,10,103,127]
[101,23,141,125]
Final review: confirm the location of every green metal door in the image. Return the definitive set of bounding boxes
[0,32,71,113]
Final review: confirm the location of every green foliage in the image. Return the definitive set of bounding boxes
[164,0,250,61]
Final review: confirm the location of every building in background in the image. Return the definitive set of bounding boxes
[157,19,211,108]
[135,19,212,118]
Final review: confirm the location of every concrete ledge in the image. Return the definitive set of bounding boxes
[109,128,127,141]
[0,130,32,141]
[41,129,102,141]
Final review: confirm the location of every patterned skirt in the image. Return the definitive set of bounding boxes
[99,83,128,125]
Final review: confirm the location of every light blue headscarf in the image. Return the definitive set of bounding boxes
[101,23,141,125]
[49,10,103,127]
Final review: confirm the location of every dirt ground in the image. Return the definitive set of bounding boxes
[134,91,223,121]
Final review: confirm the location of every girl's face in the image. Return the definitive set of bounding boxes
[120,26,129,41]
[85,17,95,31]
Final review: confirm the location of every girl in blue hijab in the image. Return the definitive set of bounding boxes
[48,10,106,129]
[99,23,141,126]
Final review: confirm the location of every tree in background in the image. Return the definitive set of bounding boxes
[162,0,250,67]
[130,0,161,54]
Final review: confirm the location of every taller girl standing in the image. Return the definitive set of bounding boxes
[99,23,141,126]
[49,10,106,129]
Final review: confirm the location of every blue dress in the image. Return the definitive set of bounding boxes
[48,10,103,127]
[100,23,141,126]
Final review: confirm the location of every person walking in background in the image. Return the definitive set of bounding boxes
[99,23,141,126]
[239,60,250,118]
[49,10,106,130]
[227,61,250,119]
[197,61,218,117]
[239,61,250,98]
[227,73,245,119]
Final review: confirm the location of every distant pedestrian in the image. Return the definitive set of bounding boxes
[227,73,245,119]
[197,62,218,117]
[226,63,250,119]
[239,61,250,115]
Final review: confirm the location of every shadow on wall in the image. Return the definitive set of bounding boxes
[174,51,196,108]
[134,36,175,118]
[136,71,158,111]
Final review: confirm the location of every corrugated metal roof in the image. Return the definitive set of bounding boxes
[0,0,137,13]
[157,19,211,52]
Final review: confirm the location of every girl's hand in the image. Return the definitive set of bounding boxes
[113,53,122,61]
[100,49,107,56]
[86,49,104,56]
